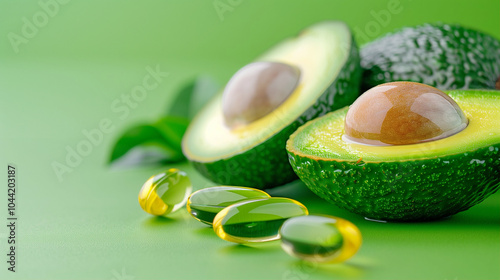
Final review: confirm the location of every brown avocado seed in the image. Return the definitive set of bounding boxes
[222,62,300,129]
[343,82,468,146]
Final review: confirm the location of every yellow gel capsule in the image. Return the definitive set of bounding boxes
[213,197,308,243]
[279,215,362,263]
[187,186,270,225]
[138,168,192,216]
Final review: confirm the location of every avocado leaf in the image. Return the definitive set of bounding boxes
[109,75,220,167]
[168,75,220,119]
[109,116,189,167]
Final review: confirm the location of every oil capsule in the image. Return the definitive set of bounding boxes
[187,186,270,225]
[213,197,308,243]
[138,168,192,216]
[279,215,362,263]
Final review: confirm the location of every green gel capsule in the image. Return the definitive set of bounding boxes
[279,215,362,263]
[213,197,308,243]
[138,168,192,216]
[187,186,270,225]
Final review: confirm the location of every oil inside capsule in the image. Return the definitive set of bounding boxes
[280,215,362,263]
[138,168,192,216]
[187,186,270,225]
[213,197,308,243]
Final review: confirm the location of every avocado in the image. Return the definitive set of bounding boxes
[182,21,362,188]
[286,84,500,221]
[360,23,500,91]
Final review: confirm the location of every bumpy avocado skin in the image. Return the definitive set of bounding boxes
[288,145,500,221]
[192,39,362,189]
[287,93,500,221]
[361,23,500,91]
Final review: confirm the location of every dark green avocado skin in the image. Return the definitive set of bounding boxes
[288,145,500,221]
[192,39,362,189]
[361,23,500,91]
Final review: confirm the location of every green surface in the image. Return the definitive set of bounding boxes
[1,0,499,279]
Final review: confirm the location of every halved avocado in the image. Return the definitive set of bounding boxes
[182,21,362,188]
[287,89,500,221]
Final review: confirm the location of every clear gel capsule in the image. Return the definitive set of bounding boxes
[138,168,192,216]
[213,197,308,243]
[279,215,362,263]
[187,186,270,225]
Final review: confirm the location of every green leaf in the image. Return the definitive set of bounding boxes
[109,116,189,167]
[109,75,220,168]
[167,83,194,119]
[168,75,220,119]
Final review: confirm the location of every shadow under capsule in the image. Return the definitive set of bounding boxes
[141,209,195,227]
[218,240,282,255]
[284,257,373,279]
[142,215,178,227]
[193,226,216,238]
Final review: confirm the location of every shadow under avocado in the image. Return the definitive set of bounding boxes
[266,180,313,199]
[269,178,500,227]
[267,179,364,222]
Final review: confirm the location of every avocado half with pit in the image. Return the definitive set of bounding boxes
[287,82,500,221]
[182,21,362,188]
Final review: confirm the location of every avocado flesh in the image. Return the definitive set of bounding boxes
[287,90,500,221]
[360,23,500,91]
[182,21,362,188]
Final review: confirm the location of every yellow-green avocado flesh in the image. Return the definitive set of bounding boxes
[182,21,361,188]
[287,90,500,221]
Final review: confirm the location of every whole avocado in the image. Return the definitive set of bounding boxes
[360,23,500,91]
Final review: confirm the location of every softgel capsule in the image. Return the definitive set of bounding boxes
[279,215,362,263]
[213,197,308,243]
[138,169,192,216]
[187,186,270,225]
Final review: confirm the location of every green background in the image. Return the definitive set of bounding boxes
[1,0,499,279]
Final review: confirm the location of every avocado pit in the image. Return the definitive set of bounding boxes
[343,82,468,146]
[222,61,300,129]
